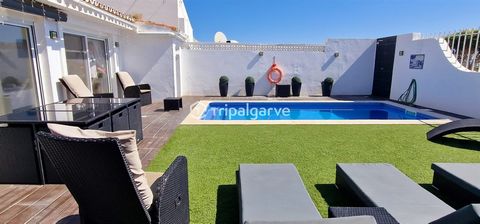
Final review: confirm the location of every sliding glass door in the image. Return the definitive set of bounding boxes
[64,33,89,85]
[88,38,109,94]
[64,33,110,94]
[0,24,40,116]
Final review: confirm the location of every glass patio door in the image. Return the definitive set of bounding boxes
[0,24,40,116]
[64,33,110,94]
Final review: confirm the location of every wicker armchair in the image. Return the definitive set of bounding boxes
[37,132,189,224]
[116,72,152,106]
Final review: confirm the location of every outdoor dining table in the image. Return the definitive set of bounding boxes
[0,98,142,184]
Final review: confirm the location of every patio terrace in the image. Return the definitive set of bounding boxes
[0,97,479,223]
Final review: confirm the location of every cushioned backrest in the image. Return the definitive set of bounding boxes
[37,132,151,224]
[61,75,93,97]
[117,72,136,89]
[47,123,153,209]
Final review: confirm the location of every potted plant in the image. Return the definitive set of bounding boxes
[245,76,255,96]
[321,77,334,96]
[291,76,302,96]
[219,76,229,97]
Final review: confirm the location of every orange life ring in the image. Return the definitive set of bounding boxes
[267,63,283,84]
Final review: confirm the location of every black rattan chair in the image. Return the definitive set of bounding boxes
[116,72,152,106]
[37,131,189,224]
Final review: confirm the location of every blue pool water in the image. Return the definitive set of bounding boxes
[201,102,437,120]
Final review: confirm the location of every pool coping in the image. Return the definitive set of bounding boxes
[181,100,456,125]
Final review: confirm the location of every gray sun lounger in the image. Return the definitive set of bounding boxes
[238,164,377,224]
[432,163,480,203]
[426,118,480,140]
[336,163,455,224]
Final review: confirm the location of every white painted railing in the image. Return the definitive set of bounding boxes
[425,28,480,72]
[182,42,326,52]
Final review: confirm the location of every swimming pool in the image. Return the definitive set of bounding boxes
[201,102,437,120]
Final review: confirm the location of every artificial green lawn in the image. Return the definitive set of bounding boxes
[146,125,480,224]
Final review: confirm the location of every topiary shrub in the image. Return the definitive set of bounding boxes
[292,76,302,84]
[219,76,229,85]
[323,77,334,84]
[245,76,255,84]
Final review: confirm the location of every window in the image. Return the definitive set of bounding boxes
[64,33,110,94]
[0,23,40,116]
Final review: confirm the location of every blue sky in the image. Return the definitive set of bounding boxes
[184,0,480,44]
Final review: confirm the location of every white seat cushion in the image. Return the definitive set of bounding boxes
[145,172,163,188]
[117,71,136,89]
[47,123,154,209]
[61,75,93,97]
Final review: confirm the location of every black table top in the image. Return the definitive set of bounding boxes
[0,98,139,125]
[61,98,140,105]
[0,109,107,125]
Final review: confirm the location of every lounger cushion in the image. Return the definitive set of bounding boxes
[337,163,454,224]
[239,164,323,223]
[430,204,480,224]
[117,71,136,88]
[432,163,480,198]
[61,75,94,97]
[145,172,163,187]
[47,123,153,209]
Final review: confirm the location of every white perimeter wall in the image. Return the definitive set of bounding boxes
[390,34,480,118]
[118,32,177,100]
[180,39,376,97]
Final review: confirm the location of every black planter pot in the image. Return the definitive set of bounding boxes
[321,82,333,96]
[219,83,228,97]
[291,82,302,96]
[245,83,255,96]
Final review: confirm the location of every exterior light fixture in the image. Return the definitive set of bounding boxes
[49,31,58,40]
[115,42,120,48]
[399,51,404,56]
[258,51,264,56]
[334,52,340,57]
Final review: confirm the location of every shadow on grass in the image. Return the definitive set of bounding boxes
[215,185,239,224]
[315,184,363,207]
[430,136,480,151]
[420,183,474,209]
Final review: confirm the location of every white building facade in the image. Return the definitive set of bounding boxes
[0,0,192,115]
[1,0,478,118]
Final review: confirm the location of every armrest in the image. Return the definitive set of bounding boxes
[124,86,141,98]
[93,93,114,98]
[319,216,377,224]
[138,84,151,90]
[150,156,189,224]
